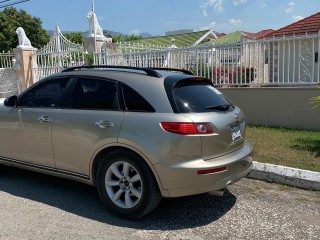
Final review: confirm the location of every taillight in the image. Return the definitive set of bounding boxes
[160,122,213,135]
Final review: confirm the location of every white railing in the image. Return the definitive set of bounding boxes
[0,51,14,69]
[33,31,320,87]
[116,41,168,53]
[92,33,320,87]
[33,50,86,80]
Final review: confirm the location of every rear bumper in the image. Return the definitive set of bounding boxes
[154,141,253,198]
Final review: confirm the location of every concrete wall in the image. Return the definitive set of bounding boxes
[0,68,18,98]
[219,88,320,131]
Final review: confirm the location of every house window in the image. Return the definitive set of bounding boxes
[315,52,318,63]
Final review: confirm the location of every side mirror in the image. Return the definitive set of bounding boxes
[4,96,18,107]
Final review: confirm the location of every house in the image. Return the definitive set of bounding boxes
[260,12,320,84]
[214,31,255,45]
[262,12,320,38]
[200,30,274,45]
[201,30,274,67]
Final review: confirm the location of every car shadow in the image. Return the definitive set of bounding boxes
[0,165,236,230]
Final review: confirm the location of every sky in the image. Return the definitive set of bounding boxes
[7,0,320,36]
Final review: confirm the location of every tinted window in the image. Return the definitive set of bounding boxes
[68,78,119,110]
[19,78,69,108]
[122,84,154,112]
[173,81,232,113]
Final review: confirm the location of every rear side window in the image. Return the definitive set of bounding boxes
[121,84,155,112]
[173,81,232,113]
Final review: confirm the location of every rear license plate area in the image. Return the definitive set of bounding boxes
[231,124,242,142]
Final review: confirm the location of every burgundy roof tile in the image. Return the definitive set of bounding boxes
[241,30,274,39]
[242,31,256,38]
[217,33,226,38]
[254,29,275,39]
[262,12,320,39]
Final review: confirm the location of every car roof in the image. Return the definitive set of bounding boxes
[45,67,206,113]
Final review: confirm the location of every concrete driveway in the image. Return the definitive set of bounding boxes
[0,165,319,240]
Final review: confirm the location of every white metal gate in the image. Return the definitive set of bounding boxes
[32,26,86,82]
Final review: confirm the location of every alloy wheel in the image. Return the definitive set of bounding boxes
[105,161,143,209]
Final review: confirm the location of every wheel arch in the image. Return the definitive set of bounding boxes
[90,145,168,197]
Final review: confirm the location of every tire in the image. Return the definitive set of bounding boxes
[96,150,162,219]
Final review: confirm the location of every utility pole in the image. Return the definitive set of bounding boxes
[92,0,97,56]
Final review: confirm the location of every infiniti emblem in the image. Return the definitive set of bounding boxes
[233,113,239,119]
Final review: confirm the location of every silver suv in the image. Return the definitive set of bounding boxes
[0,66,253,219]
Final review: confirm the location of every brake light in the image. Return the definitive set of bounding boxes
[161,122,213,135]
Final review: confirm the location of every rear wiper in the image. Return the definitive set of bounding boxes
[205,104,230,111]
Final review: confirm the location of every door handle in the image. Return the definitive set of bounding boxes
[95,120,115,128]
[37,116,52,123]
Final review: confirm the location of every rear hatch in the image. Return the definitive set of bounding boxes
[168,78,246,160]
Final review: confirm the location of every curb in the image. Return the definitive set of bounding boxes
[248,161,320,191]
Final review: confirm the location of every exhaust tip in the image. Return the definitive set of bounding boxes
[226,180,233,186]
[208,188,226,197]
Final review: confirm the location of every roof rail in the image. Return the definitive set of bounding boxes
[150,68,194,76]
[61,65,162,78]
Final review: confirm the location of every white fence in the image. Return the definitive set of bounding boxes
[0,51,14,68]
[116,41,168,53]
[93,32,320,87]
[32,26,85,82]
[29,29,320,87]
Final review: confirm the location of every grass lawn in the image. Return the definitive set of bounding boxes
[246,126,320,172]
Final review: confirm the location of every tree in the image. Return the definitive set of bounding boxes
[111,34,143,43]
[64,32,83,44]
[124,34,143,41]
[112,35,121,43]
[0,7,50,51]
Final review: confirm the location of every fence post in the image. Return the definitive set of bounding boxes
[83,37,106,64]
[13,47,37,93]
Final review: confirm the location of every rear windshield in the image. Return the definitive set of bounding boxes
[173,81,233,113]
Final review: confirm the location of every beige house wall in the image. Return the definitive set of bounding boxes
[219,88,320,131]
[0,68,17,97]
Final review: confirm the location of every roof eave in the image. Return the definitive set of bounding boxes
[193,30,218,46]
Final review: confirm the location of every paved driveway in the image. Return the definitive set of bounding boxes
[0,165,319,240]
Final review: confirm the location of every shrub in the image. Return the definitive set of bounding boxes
[310,84,320,109]
[189,65,256,86]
